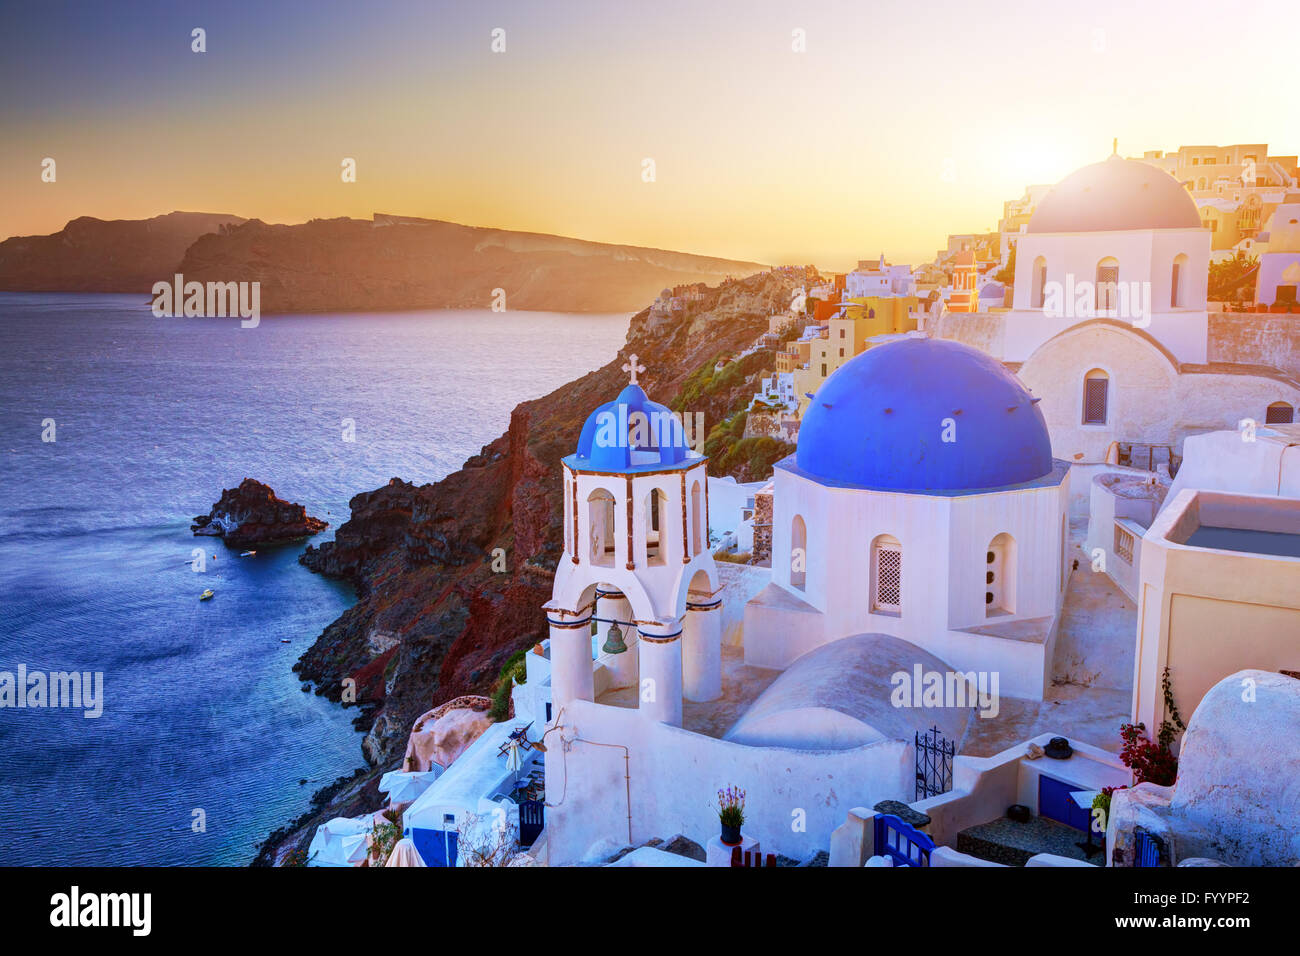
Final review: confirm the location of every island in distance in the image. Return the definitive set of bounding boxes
[192,479,328,548]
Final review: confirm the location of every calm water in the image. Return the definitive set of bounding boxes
[0,293,629,865]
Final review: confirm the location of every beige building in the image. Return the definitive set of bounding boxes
[1133,487,1300,738]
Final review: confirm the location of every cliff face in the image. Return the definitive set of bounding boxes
[260,268,809,862]
[0,211,245,292]
[176,215,770,313]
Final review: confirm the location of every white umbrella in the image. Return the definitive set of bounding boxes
[306,816,372,867]
[378,770,441,806]
[384,838,428,867]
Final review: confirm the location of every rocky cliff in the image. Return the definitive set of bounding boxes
[176,214,770,313]
[0,211,245,292]
[254,268,809,864]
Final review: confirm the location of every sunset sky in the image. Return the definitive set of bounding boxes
[2,0,1295,267]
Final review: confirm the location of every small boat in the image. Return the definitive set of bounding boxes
[199,589,214,601]
[280,639,291,644]
[239,550,257,557]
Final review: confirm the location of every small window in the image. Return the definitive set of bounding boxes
[1032,257,1048,309]
[1265,402,1295,425]
[1096,260,1119,313]
[871,535,902,613]
[1083,369,1109,425]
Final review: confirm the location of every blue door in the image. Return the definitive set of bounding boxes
[410,827,459,867]
[1038,775,1090,831]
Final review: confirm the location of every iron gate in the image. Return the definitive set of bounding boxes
[915,725,954,801]
[519,799,545,848]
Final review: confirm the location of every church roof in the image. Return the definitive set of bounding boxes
[1028,155,1202,234]
[792,337,1055,493]
[723,634,973,751]
[567,381,697,473]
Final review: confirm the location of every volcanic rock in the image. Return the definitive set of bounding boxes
[192,478,327,548]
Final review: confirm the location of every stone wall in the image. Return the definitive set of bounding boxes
[1207,313,1300,380]
[752,486,774,561]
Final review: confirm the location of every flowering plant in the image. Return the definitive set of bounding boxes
[716,785,746,827]
[1118,723,1178,786]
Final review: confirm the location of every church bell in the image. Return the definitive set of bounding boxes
[601,621,628,655]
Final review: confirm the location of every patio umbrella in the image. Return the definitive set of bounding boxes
[307,817,372,867]
[378,770,441,806]
[384,838,428,867]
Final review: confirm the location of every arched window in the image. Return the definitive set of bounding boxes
[1171,253,1189,308]
[587,488,617,567]
[644,488,668,566]
[1031,256,1047,309]
[986,533,1017,616]
[1095,258,1119,314]
[870,534,902,614]
[790,515,807,591]
[1082,368,1109,425]
[1266,402,1295,425]
[690,480,702,555]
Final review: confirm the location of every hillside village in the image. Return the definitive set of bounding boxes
[292,144,1300,870]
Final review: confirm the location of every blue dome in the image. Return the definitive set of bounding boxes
[794,338,1053,491]
[569,384,695,472]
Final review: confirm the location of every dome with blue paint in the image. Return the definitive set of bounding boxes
[568,382,696,473]
[794,337,1053,492]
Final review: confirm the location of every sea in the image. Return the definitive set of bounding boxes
[0,293,630,865]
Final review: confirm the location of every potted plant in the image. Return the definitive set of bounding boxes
[716,785,746,846]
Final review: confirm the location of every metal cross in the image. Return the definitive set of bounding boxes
[622,353,646,386]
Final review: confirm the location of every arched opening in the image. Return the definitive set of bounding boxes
[690,479,702,555]
[790,515,807,591]
[1030,255,1047,309]
[1266,401,1295,425]
[870,533,902,614]
[1082,368,1109,425]
[1095,257,1119,314]
[587,488,617,567]
[1170,253,1189,308]
[644,488,668,566]
[986,533,1017,617]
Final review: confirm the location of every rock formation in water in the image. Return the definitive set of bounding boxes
[192,479,327,548]
[253,268,807,864]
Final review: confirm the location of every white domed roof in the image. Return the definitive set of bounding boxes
[1028,155,1201,234]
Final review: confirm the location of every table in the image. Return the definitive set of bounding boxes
[1070,789,1103,858]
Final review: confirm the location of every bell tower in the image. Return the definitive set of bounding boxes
[543,354,722,727]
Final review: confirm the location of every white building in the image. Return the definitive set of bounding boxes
[933,153,1300,464]
[1256,202,1300,307]
[744,337,1071,701]
[846,255,915,298]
